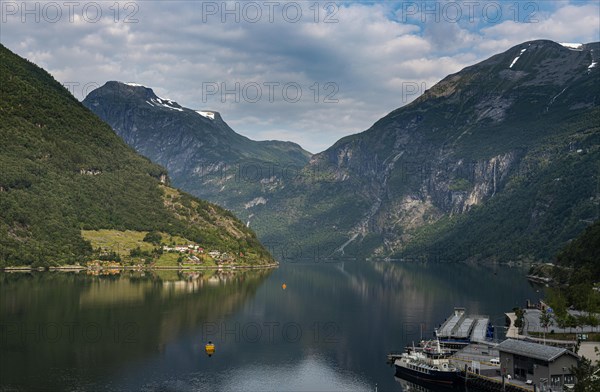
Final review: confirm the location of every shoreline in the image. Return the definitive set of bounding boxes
[1,262,279,273]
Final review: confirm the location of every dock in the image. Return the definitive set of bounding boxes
[436,307,492,346]
[471,318,491,343]
[462,370,533,392]
[389,342,533,391]
[437,307,463,337]
[390,306,581,391]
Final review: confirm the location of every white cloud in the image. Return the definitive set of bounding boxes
[480,4,600,51]
[1,0,598,153]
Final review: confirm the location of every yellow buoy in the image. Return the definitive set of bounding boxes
[205,341,215,356]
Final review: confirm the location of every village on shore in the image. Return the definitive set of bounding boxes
[3,241,277,273]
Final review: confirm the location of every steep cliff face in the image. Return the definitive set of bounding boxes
[246,40,599,261]
[284,135,523,257]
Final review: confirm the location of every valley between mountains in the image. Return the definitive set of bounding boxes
[83,39,600,264]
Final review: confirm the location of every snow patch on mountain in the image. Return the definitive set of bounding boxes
[560,43,583,50]
[125,82,144,87]
[196,110,215,120]
[149,97,183,111]
[509,49,527,68]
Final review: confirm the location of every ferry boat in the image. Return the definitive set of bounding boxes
[394,340,461,386]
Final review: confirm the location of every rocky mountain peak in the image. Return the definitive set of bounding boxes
[93,81,158,100]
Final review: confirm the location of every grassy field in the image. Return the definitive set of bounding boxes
[82,230,191,255]
[154,252,183,267]
[82,230,154,256]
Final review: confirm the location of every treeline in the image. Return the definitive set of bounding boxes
[545,220,600,314]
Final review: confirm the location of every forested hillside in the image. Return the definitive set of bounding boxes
[0,44,273,267]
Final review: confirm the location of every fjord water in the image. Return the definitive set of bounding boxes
[0,261,540,391]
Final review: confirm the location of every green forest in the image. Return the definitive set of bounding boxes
[0,44,273,267]
[546,220,600,316]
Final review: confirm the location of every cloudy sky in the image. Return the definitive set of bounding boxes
[2,0,599,152]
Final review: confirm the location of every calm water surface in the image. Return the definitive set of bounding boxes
[0,261,541,391]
